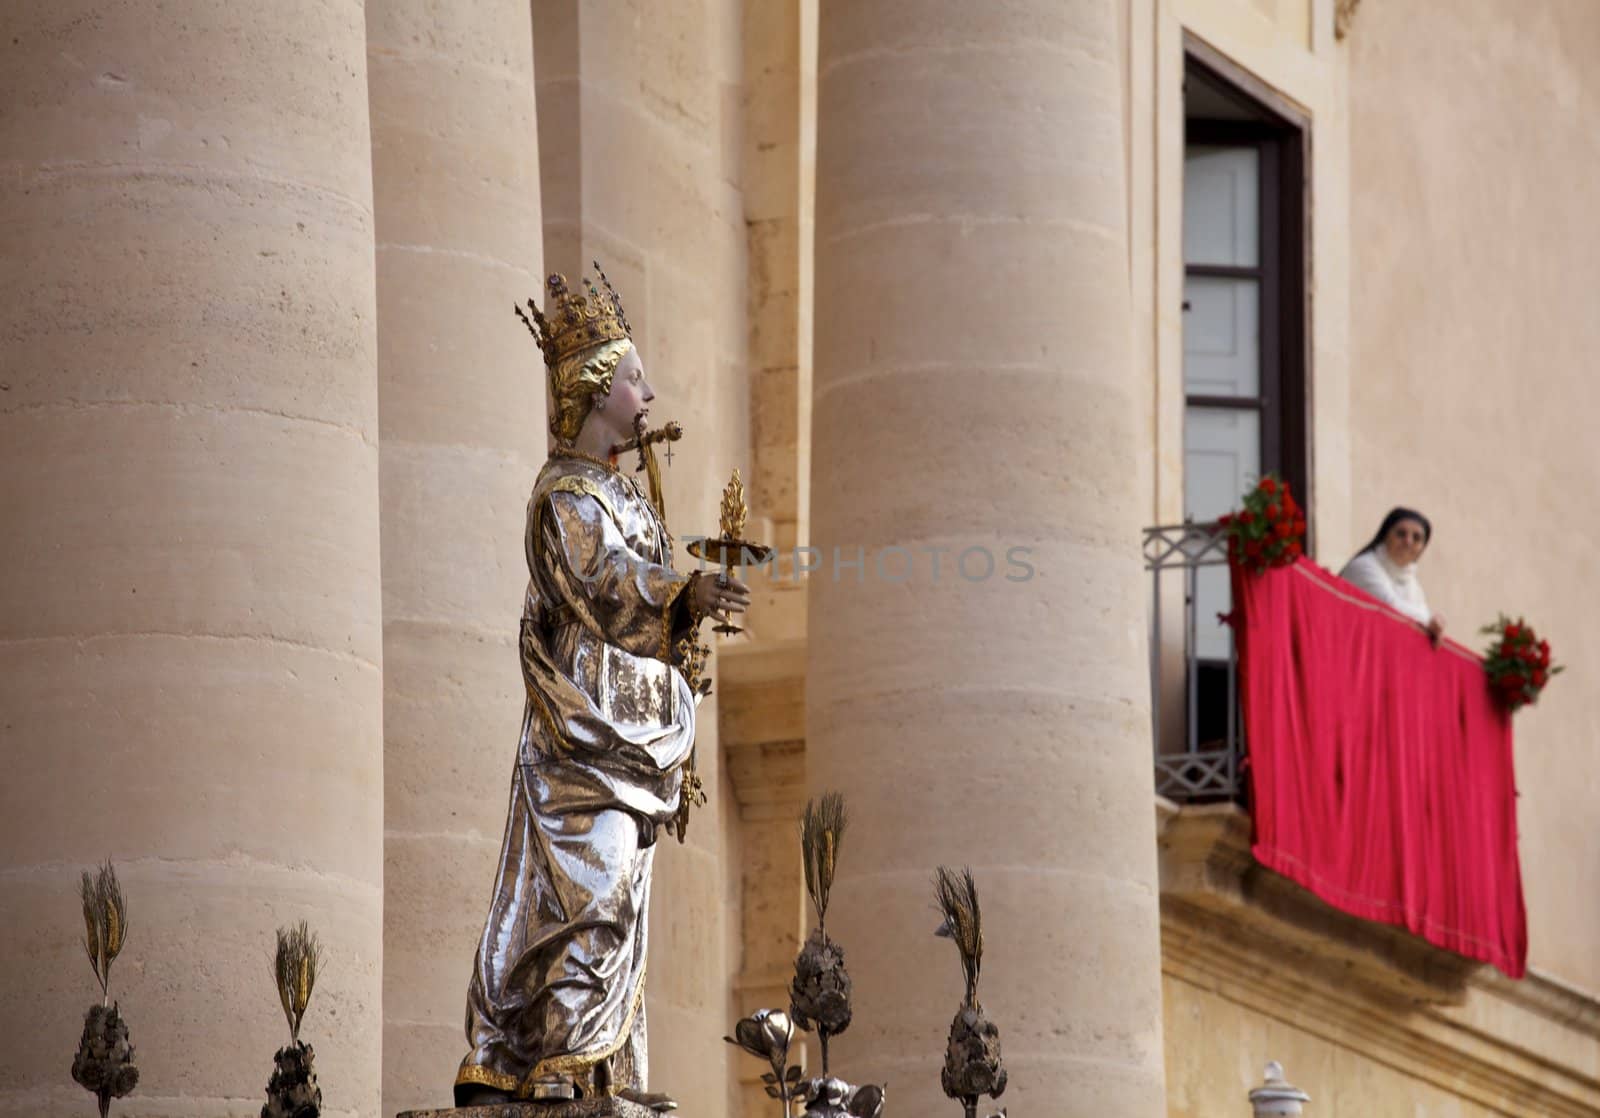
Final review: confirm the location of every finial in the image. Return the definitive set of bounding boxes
[1249,1061,1310,1116]
[592,258,633,338]
[717,469,749,541]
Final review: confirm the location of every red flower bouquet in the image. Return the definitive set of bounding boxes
[1480,615,1563,711]
[1217,475,1307,575]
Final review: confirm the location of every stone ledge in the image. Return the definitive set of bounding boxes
[398,1100,658,1118]
[717,636,806,751]
[1475,964,1600,1040]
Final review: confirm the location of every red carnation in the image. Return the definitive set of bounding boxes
[1287,540,1303,558]
[1505,623,1521,641]
[1265,503,1281,521]
[1245,539,1263,557]
[1293,518,1307,535]
[1261,477,1278,496]
[1533,668,1548,687]
[1240,511,1255,526]
[1274,520,1293,538]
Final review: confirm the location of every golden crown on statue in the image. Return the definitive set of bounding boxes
[514,262,632,369]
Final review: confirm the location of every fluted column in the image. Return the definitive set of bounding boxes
[0,3,383,1116]
[808,3,1168,1115]
[364,2,544,1112]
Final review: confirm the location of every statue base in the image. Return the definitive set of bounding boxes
[398,1101,660,1118]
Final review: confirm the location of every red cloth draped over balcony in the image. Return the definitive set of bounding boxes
[1233,558,1528,978]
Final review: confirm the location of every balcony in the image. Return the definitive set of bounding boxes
[1144,520,1527,993]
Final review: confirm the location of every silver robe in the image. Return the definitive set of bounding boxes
[457,452,696,1102]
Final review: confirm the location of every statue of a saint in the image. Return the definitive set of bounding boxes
[454,268,750,1108]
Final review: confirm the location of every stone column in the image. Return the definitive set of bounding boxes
[808,2,1168,1115]
[0,4,383,1117]
[720,641,812,1115]
[365,2,544,1112]
[532,2,747,1113]
[742,0,815,555]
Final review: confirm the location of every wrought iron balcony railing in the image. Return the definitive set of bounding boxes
[1144,521,1244,802]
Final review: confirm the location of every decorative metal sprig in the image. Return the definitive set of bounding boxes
[71,861,139,1118]
[934,867,1006,1118]
[262,921,324,1118]
[801,793,846,934]
[273,921,321,1045]
[719,469,749,541]
[791,793,852,1075]
[80,861,127,1006]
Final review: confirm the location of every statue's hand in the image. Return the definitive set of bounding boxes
[692,571,751,624]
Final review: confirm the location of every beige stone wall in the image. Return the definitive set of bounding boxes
[366,1,545,1112]
[1347,0,1600,996]
[533,2,750,1113]
[1164,975,1506,1117]
[1163,960,1600,1116]
[0,3,383,1116]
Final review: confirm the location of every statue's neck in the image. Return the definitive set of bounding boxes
[572,424,616,461]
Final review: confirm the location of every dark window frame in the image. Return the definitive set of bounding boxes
[1182,37,1313,538]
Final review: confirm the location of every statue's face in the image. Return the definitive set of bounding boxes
[589,344,654,445]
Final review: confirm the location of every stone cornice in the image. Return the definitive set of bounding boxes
[717,637,806,818]
[1472,966,1600,1041]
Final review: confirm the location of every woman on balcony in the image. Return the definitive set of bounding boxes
[1339,507,1446,644]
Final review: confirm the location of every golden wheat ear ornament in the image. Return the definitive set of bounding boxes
[935,866,1007,1118]
[71,860,139,1118]
[262,921,324,1118]
[790,792,854,1075]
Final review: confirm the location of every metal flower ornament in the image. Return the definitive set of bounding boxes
[794,1075,885,1118]
[935,866,1006,1118]
[725,1008,801,1114]
[71,861,139,1118]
